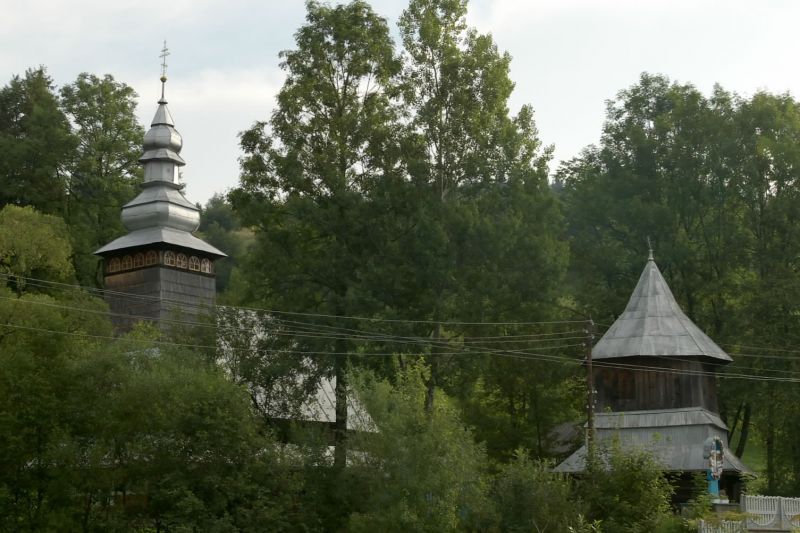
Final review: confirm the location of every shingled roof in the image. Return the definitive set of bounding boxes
[593,254,732,362]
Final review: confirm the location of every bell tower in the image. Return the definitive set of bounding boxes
[95,44,225,330]
[556,250,749,501]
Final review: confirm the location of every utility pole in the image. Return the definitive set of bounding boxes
[585,318,596,452]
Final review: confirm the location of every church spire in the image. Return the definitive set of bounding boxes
[96,43,224,256]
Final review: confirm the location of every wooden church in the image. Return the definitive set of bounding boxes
[556,250,749,500]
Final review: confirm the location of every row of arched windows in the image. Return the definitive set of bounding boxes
[107,251,213,274]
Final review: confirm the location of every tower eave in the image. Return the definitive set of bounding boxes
[139,148,185,165]
[94,227,227,258]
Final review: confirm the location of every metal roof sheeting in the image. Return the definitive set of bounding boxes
[555,407,750,474]
[593,258,731,362]
[95,82,223,259]
[95,226,226,257]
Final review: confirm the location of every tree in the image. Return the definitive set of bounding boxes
[363,0,570,433]
[727,91,800,494]
[577,442,674,532]
[348,364,493,532]
[60,73,144,285]
[230,0,401,467]
[491,450,580,532]
[0,315,303,531]
[0,205,74,294]
[231,0,570,465]
[0,68,76,216]
[558,73,746,330]
[198,194,251,296]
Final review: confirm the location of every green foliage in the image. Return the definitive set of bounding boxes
[0,301,302,531]
[348,363,492,532]
[0,205,74,292]
[230,0,404,469]
[491,449,579,532]
[198,194,251,296]
[0,68,143,286]
[578,442,674,532]
[0,67,76,216]
[231,0,571,471]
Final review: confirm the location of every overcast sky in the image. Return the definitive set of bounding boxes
[3,0,800,205]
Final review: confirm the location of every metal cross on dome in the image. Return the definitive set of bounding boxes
[160,41,170,79]
[159,40,170,101]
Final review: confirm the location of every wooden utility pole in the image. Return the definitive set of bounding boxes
[585,318,596,451]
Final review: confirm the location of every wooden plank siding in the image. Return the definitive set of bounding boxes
[594,356,718,413]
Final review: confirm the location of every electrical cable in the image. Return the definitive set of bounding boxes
[0,273,588,327]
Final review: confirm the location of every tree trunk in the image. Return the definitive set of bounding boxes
[425,322,444,413]
[334,345,348,469]
[735,402,751,459]
[728,401,744,440]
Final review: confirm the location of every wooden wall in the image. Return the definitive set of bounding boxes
[594,356,719,413]
[103,250,216,333]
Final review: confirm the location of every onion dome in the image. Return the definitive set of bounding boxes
[141,99,184,164]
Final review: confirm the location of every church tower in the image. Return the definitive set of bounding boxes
[95,50,225,330]
[592,249,730,413]
[556,251,749,501]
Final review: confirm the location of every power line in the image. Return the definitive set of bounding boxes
[0,294,587,357]
[3,318,799,383]
[0,273,586,327]
[3,274,800,382]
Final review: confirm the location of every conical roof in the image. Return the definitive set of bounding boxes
[592,255,731,362]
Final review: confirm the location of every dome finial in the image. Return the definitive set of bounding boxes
[159,40,170,103]
[646,236,654,261]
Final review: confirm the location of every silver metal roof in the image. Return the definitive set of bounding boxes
[555,407,750,474]
[151,99,175,126]
[593,256,731,362]
[95,75,224,258]
[264,375,376,433]
[96,226,225,257]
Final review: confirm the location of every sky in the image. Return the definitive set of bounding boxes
[3,0,800,205]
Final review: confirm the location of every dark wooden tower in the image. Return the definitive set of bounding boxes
[95,70,225,331]
[556,252,749,501]
[592,251,729,414]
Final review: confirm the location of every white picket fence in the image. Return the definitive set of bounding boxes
[697,495,800,532]
[698,520,745,533]
[742,494,800,531]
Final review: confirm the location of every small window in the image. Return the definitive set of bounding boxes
[122,255,133,270]
[108,257,121,273]
[200,258,212,274]
[188,256,201,271]
[145,251,158,266]
[176,253,188,269]
[165,251,176,267]
[133,253,144,268]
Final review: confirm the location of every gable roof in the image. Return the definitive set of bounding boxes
[593,256,731,362]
